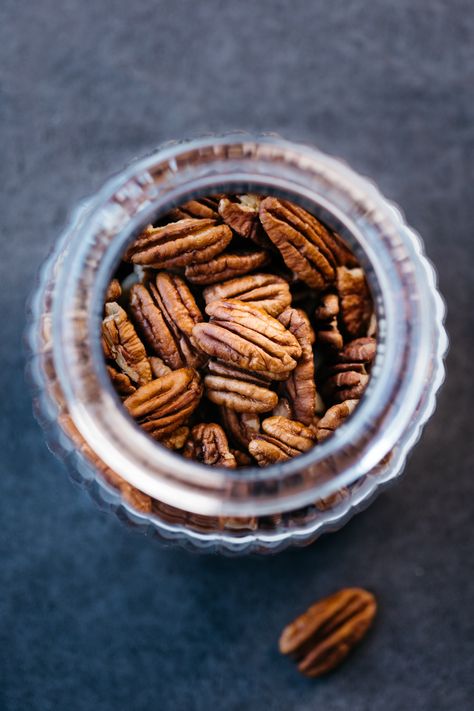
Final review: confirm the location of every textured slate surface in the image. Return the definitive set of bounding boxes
[1,1,473,709]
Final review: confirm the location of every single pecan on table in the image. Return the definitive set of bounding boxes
[279,588,377,677]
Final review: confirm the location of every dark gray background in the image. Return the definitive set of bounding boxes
[1,1,473,709]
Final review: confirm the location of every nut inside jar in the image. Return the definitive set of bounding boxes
[102,194,377,469]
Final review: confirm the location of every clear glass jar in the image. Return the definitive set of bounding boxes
[26,133,447,554]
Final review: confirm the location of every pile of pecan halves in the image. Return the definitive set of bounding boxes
[102,194,376,469]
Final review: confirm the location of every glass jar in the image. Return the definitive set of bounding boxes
[26,133,447,554]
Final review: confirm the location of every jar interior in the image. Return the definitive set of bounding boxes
[51,137,427,517]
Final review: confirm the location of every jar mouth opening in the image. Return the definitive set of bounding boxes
[51,135,440,514]
[91,179,382,475]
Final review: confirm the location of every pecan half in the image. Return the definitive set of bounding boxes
[336,337,376,365]
[102,302,152,385]
[278,307,316,425]
[206,358,272,385]
[220,407,260,449]
[272,397,293,419]
[248,416,317,466]
[204,374,277,413]
[130,273,206,370]
[149,356,172,379]
[105,278,122,303]
[230,448,253,467]
[314,292,344,351]
[192,300,301,380]
[259,198,336,289]
[106,364,136,397]
[185,250,269,285]
[320,337,376,405]
[160,426,190,451]
[167,196,221,221]
[320,364,369,404]
[279,588,377,677]
[203,273,291,317]
[316,400,358,442]
[218,194,267,245]
[124,219,232,269]
[124,368,202,439]
[183,423,237,468]
[336,267,372,339]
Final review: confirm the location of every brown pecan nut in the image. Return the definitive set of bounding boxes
[271,397,293,419]
[320,364,369,404]
[204,374,278,413]
[183,423,237,468]
[220,407,260,449]
[230,448,253,467]
[185,250,269,285]
[336,337,376,365]
[207,358,272,386]
[336,267,372,339]
[316,400,358,441]
[248,416,317,466]
[279,588,377,677]
[124,218,232,269]
[314,292,344,351]
[218,194,268,245]
[106,364,136,397]
[130,273,206,370]
[326,230,360,268]
[105,278,122,303]
[149,356,172,379]
[259,197,336,289]
[320,337,375,405]
[203,273,291,317]
[124,368,202,439]
[278,307,316,425]
[102,302,152,385]
[160,426,190,451]
[192,300,301,380]
[167,196,221,221]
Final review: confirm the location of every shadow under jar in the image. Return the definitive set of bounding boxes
[27,134,447,554]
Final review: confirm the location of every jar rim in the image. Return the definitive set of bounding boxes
[50,133,447,515]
